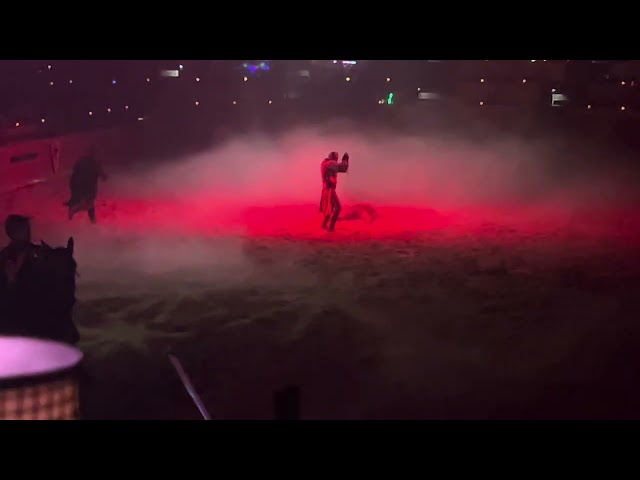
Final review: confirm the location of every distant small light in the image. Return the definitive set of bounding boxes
[531,60,536,63]
[386,77,391,82]
[15,122,20,127]
[49,81,54,86]
[480,101,484,106]
[196,77,200,82]
[179,64,184,70]
[138,117,144,121]
[333,60,338,64]
[195,101,199,106]
[621,106,626,111]
[232,101,237,105]
[243,76,248,82]
[41,118,45,123]
[346,77,351,82]
[68,79,73,84]
[125,105,129,110]
[107,108,111,113]
[621,81,626,86]
[268,100,272,104]
[47,65,52,70]
[522,79,527,83]
[417,88,421,91]
[551,88,556,93]
[89,111,93,116]
[587,104,592,109]
[146,78,150,82]
[112,80,117,85]
[480,78,485,83]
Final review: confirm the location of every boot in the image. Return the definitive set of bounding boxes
[328,214,339,232]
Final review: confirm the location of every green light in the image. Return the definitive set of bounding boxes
[387,92,394,105]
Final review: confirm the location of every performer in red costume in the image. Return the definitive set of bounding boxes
[320,151,349,231]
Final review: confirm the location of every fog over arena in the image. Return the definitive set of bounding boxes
[36,117,633,288]
[113,122,639,211]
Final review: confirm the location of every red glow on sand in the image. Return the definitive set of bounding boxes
[63,194,459,239]
[3,126,640,250]
[13,187,639,248]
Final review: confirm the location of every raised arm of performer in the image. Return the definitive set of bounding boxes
[336,152,349,173]
[325,152,348,175]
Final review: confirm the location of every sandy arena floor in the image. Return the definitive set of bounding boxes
[3,172,640,419]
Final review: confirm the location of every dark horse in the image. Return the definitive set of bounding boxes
[0,237,79,345]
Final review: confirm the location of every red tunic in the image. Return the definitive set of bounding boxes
[319,157,349,216]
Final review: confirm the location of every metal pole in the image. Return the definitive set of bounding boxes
[168,354,212,420]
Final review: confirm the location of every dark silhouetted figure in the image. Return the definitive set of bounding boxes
[0,215,79,344]
[64,149,107,223]
[320,151,349,232]
[0,214,40,290]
